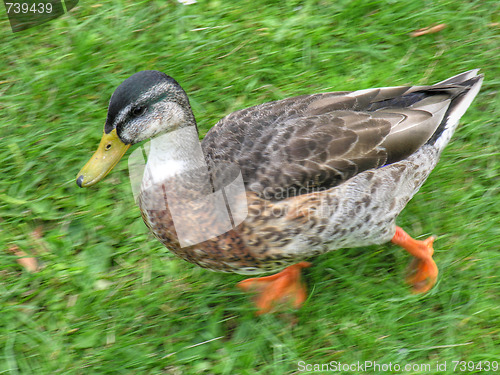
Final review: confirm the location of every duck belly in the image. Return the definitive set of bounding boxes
[318,144,441,250]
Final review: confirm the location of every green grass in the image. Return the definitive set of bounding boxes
[1,0,499,373]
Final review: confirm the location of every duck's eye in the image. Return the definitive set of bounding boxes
[131,105,146,117]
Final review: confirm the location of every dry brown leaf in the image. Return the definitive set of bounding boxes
[29,225,50,253]
[7,245,39,273]
[31,226,43,240]
[411,24,447,37]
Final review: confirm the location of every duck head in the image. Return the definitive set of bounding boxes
[76,70,195,187]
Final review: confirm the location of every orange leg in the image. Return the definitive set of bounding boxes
[237,262,311,315]
[392,226,438,293]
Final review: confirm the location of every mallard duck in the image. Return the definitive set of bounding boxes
[77,70,482,314]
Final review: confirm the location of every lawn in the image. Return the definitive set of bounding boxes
[1,0,499,373]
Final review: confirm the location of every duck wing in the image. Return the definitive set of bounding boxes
[202,74,478,200]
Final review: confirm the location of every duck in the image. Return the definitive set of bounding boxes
[76,69,483,314]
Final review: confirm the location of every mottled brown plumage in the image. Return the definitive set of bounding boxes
[77,70,483,312]
[127,70,483,274]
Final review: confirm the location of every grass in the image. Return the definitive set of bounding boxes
[1,0,499,373]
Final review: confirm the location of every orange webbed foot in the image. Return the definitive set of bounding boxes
[392,227,438,293]
[237,261,311,315]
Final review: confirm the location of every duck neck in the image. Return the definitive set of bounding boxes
[147,125,206,179]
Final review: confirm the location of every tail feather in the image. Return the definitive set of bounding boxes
[427,71,483,147]
[436,69,481,85]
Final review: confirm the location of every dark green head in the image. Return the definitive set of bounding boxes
[104,70,195,144]
[77,70,195,187]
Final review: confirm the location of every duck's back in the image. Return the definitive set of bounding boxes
[202,70,483,201]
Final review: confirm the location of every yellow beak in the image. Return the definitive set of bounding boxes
[76,129,130,187]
